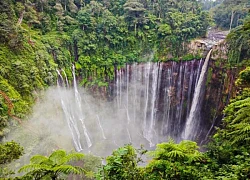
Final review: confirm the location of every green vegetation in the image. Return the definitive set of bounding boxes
[145,140,206,179]
[0,141,23,178]
[0,0,250,179]
[18,149,91,179]
[211,0,249,30]
[227,15,250,64]
[98,144,146,180]
[0,0,211,138]
[97,66,250,179]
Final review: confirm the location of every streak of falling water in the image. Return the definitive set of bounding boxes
[61,100,83,151]
[56,71,82,151]
[162,64,174,137]
[62,69,69,87]
[56,69,65,86]
[175,63,184,135]
[143,62,151,145]
[186,61,195,118]
[133,63,137,124]
[126,65,131,124]
[72,65,92,148]
[119,70,122,107]
[148,63,160,146]
[96,115,106,140]
[127,128,132,143]
[195,59,203,87]
[182,49,213,140]
[116,69,120,109]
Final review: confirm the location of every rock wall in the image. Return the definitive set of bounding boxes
[188,30,229,60]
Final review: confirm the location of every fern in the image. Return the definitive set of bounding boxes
[30,155,48,164]
[52,164,81,174]
[19,164,51,173]
[59,151,85,165]
[18,149,87,179]
[49,149,67,164]
[219,88,250,146]
[166,150,185,159]
[148,139,204,163]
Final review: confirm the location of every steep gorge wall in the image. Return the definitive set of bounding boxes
[188,30,229,60]
[105,58,237,145]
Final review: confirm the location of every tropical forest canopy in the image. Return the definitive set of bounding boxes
[0,0,212,137]
[0,0,250,179]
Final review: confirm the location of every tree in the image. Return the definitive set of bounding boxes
[227,16,250,64]
[205,67,250,179]
[236,67,250,87]
[98,144,146,180]
[215,85,250,146]
[123,0,146,33]
[19,149,88,179]
[145,139,207,179]
[0,0,24,49]
[0,141,24,165]
[0,141,24,178]
[213,0,249,30]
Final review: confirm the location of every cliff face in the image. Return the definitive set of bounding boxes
[188,30,229,60]
[201,58,237,143]
[74,31,238,145]
[105,57,237,145]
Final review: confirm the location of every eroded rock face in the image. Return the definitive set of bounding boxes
[188,30,229,59]
[107,59,236,145]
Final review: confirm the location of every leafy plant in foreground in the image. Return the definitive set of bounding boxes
[97,144,146,180]
[18,149,89,180]
[145,139,208,179]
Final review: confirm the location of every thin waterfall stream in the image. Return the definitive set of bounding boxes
[182,49,213,140]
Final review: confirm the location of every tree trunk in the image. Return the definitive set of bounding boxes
[17,11,24,26]
[134,23,137,34]
[229,10,235,31]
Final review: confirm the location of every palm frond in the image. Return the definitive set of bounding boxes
[179,140,199,153]
[59,152,85,165]
[49,149,67,165]
[30,155,48,164]
[166,150,185,159]
[187,151,203,163]
[18,164,51,173]
[52,165,82,175]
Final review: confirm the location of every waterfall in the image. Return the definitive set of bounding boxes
[54,53,218,153]
[112,59,211,146]
[56,69,65,86]
[56,70,83,151]
[72,65,92,148]
[143,62,161,147]
[182,49,213,140]
[56,66,92,151]
[96,115,106,140]
[62,69,69,87]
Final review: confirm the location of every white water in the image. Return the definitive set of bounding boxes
[54,56,214,153]
[96,115,106,140]
[56,67,92,151]
[62,69,69,87]
[8,55,222,167]
[182,49,213,140]
[72,65,92,148]
[56,70,83,151]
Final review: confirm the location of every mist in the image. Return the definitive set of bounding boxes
[5,83,153,166]
[6,60,211,171]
